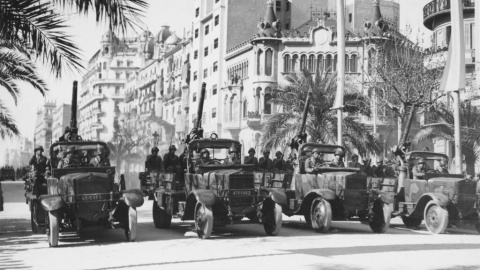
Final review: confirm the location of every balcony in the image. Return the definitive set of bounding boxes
[79,93,105,109]
[92,108,102,115]
[91,122,104,130]
[163,90,181,102]
[246,111,272,130]
[423,0,475,30]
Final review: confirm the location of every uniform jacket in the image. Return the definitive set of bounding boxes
[305,157,325,173]
[330,159,345,168]
[163,153,180,170]
[29,155,49,174]
[146,154,165,172]
[57,157,73,168]
[224,156,240,165]
[258,157,273,171]
[90,156,111,167]
[272,158,286,171]
[243,156,259,170]
[412,165,426,179]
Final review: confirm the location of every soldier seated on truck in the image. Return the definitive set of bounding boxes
[258,150,273,171]
[436,160,449,174]
[58,146,77,168]
[224,146,241,165]
[90,145,111,167]
[305,148,326,174]
[412,158,427,180]
[145,146,165,172]
[163,145,181,174]
[272,151,286,172]
[244,148,259,170]
[330,148,345,168]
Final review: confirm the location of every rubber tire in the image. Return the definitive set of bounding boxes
[264,203,282,236]
[304,214,311,228]
[48,211,59,247]
[153,200,172,228]
[194,203,213,239]
[402,216,423,228]
[424,201,448,234]
[310,198,332,233]
[125,207,138,242]
[369,200,391,233]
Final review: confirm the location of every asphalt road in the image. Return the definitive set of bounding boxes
[1,181,480,270]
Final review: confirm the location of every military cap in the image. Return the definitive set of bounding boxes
[263,149,270,154]
[275,151,283,156]
[151,146,159,153]
[200,148,210,154]
[439,159,447,166]
[248,148,256,154]
[169,145,177,151]
[418,158,426,164]
[312,148,321,154]
[34,146,44,152]
[334,148,345,157]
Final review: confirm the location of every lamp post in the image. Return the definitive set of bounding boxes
[145,141,151,155]
[152,130,159,146]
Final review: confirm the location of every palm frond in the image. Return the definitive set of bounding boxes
[0,101,19,138]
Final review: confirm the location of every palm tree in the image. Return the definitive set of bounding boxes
[262,69,380,157]
[414,101,480,174]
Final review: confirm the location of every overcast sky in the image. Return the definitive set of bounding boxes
[0,0,430,151]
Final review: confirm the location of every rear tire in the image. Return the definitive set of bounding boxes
[153,200,172,228]
[31,208,39,234]
[264,203,282,236]
[424,201,448,234]
[125,207,138,242]
[194,202,213,239]
[369,200,391,233]
[310,198,332,233]
[48,211,59,247]
[402,216,423,228]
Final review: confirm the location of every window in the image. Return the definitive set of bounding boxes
[213,84,217,95]
[265,50,273,76]
[212,108,217,118]
[350,54,358,72]
[195,29,199,38]
[286,2,290,11]
[264,91,272,114]
[194,50,198,59]
[116,72,121,79]
[214,38,218,49]
[349,13,352,23]
[127,60,132,67]
[103,62,106,69]
[193,93,197,102]
[215,0,219,3]
[205,25,209,35]
[195,7,199,17]
[284,55,291,72]
[215,15,219,26]
[115,87,120,94]
[257,49,263,75]
[99,73,102,79]
[126,72,131,79]
[204,47,208,56]
[193,71,198,81]
[285,23,290,30]
[213,61,218,72]
[117,60,123,67]
[243,100,247,118]
[203,68,208,78]
[98,86,102,94]
[276,0,281,11]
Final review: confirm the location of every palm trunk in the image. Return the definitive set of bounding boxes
[463,146,475,175]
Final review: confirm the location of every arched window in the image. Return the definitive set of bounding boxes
[308,55,315,72]
[243,100,248,118]
[325,55,332,73]
[345,54,350,73]
[300,55,307,70]
[284,55,291,72]
[350,54,358,72]
[224,95,229,121]
[317,55,324,73]
[368,49,376,75]
[257,49,263,75]
[255,87,261,112]
[333,55,338,72]
[264,88,272,114]
[265,49,273,76]
[292,55,298,72]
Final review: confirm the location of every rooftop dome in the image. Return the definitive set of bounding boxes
[143,38,155,57]
[155,25,172,44]
[101,29,118,43]
[165,32,182,45]
[139,29,152,42]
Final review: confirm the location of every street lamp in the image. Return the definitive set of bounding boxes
[145,141,151,154]
[152,130,159,146]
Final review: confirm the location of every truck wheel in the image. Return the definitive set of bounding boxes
[124,207,137,242]
[402,216,423,228]
[48,211,59,247]
[304,214,311,227]
[153,200,172,228]
[194,202,213,239]
[424,201,448,234]
[369,200,391,233]
[310,198,332,233]
[264,203,282,236]
[31,209,39,234]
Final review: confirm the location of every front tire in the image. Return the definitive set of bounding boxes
[369,200,391,233]
[48,211,59,247]
[124,207,138,242]
[264,202,282,236]
[153,200,172,228]
[402,216,423,228]
[424,201,448,234]
[310,198,332,233]
[194,203,213,239]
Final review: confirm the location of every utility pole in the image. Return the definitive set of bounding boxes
[335,0,346,146]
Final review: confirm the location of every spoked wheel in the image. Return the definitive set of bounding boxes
[194,202,213,239]
[424,201,448,234]
[263,201,282,236]
[153,200,172,228]
[369,200,391,233]
[48,211,59,247]
[310,198,332,233]
[402,216,423,228]
[124,207,138,242]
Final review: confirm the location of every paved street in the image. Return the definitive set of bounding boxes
[1,181,480,270]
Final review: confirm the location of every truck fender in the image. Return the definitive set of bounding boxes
[39,194,65,211]
[122,189,145,208]
[260,188,287,205]
[297,189,337,215]
[191,190,217,206]
[372,190,395,204]
[409,193,450,218]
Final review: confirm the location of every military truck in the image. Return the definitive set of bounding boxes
[30,81,144,247]
[371,151,480,234]
[147,83,286,239]
[0,166,15,181]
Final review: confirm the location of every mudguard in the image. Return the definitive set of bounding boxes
[295,189,337,215]
[191,190,217,206]
[372,190,395,204]
[39,194,65,211]
[310,189,337,200]
[260,188,287,205]
[409,192,450,217]
[122,189,145,208]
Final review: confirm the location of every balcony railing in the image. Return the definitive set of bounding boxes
[423,0,475,21]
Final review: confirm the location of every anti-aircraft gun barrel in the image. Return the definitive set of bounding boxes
[289,91,312,150]
[195,82,206,130]
[300,91,312,134]
[70,81,78,136]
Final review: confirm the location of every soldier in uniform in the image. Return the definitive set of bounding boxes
[244,148,259,170]
[286,153,297,174]
[58,146,76,168]
[90,145,111,167]
[330,148,345,168]
[224,146,241,165]
[412,158,427,180]
[163,145,181,174]
[258,150,273,171]
[348,154,362,168]
[29,146,49,174]
[195,148,212,167]
[145,146,165,172]
[436,159,449,174]
[272,151,286,172]
[59,126,71,141]
[305,148,326,173]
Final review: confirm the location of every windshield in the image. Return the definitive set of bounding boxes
[192,148,230,163]
[50,142,110,169]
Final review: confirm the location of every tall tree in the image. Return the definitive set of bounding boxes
[262,69,379,157]
[414,101,480,174]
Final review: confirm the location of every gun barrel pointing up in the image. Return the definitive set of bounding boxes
[195,82,207,129]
